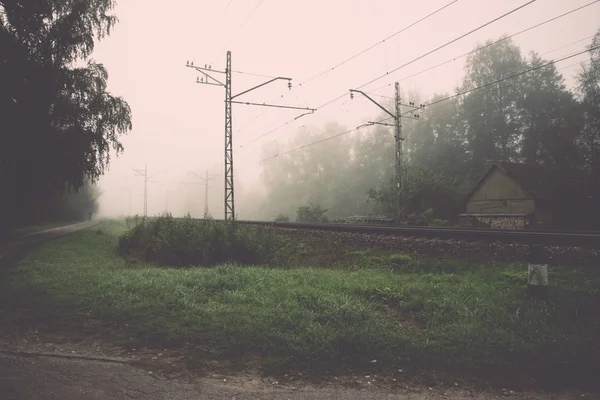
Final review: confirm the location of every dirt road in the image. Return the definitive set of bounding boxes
[0,351,590,400]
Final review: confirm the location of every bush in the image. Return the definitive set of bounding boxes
[274,213,290,222]
[407,208,450,227]
[118,213,289,267]
[296,203,328,222]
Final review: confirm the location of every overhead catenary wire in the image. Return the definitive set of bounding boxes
[333,0,539,98]
[241,0,539,147]
[259,117,389,163]
[298,0,460,87]
[239,0,459,140]
[259,46,597,163]
[426,46,598,107]
[540,34,596,57]
[366,32,598,97]
[209,0,267,65]
[218,0,234,20]
[368,0,600,94]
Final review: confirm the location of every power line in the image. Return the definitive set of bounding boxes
[231,69,278,79]
[218,0,234,20]
[240,0,459,139]
[354,0,538,91]
[259,118,388,163]
[239,94,371,148]
[426,46,597,107]
[241,0,538,147]
[198,0,236,64]
[211,0,267,65]
[540,34,596,57]
[259,46,597,163]
[298,0,460,87]
[368,0,600,93]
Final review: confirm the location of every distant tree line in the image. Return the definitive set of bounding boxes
[257,32,600,224]
[0,0,131,232]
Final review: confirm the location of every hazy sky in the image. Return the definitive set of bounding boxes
[92,0,600,218]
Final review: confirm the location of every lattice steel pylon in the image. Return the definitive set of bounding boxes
[224,51,234,221]
[185,53,315,221]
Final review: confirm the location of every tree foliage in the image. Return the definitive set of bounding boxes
[257,31,600,225]
[577,30,600,180]
[0,0,131,229]
[296,203,328,223]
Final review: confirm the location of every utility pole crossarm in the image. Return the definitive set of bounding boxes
[232,77,291,100]
[367,120,396,128]
[230,101,316,112]
[197,81,223,87]
[186,63,226,86]
[186,64,226,74]
[349,89,396,120]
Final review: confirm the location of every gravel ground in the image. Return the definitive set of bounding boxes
[270,227,600,267]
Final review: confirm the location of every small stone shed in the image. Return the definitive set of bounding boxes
[459,162,586,230]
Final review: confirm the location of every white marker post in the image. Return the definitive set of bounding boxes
[527,245,548,295]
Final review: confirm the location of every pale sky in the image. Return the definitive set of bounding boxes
[92,0,600,218]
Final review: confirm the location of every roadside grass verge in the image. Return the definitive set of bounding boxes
[1,219,599,390]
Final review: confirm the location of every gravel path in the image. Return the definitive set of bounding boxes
[271,227,600,267]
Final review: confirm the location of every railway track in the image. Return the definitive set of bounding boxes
[225,220,600,248]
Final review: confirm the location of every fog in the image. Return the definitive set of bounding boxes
[92,0,600,220]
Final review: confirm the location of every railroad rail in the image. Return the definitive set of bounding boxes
[222,220,600,248]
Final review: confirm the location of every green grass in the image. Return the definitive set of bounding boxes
[1,220,599,389]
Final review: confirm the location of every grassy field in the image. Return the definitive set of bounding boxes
[1,219,599,390]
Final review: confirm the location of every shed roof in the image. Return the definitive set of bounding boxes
[467,162,585,201]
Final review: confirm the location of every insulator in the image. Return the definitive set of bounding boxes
[420,104,425,108]
[201,77,204,82]
[186,60,189,66]
[196,77,199,83]
[191,61,194,66]
[209,65,212,70]
[350,92,354,99]
[204,64,207,68]
[287,82,292,90]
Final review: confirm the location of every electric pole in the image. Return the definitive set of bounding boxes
[349,83,424,223]
[187,171,217,215]
[394,82,403,220]
[186,53,316,221]
[133,165,165,217]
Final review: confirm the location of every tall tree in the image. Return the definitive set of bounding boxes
[0,0,131,228]
[460,37,525,175]
[577,29,600,180]
[518,52,583,167]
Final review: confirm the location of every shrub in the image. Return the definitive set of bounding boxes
[407,208,450,227]
[275,213,290,222]
[118,213,289,267]
[296,203,328,222]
